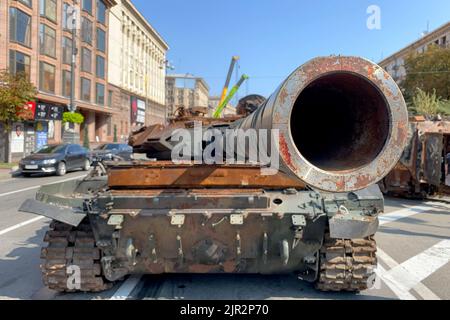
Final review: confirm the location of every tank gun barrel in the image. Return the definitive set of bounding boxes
[234,56,409,192]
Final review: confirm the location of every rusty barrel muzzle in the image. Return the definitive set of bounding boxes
[235,56,409,192]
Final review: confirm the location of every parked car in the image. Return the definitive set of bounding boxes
[19,144,91,177]
[90,143,133,162]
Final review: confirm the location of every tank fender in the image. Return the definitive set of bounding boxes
[324,185,383,239]
[329,215,379,239]
[19,199,86,227]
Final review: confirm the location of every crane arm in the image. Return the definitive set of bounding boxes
[213,74,249,119]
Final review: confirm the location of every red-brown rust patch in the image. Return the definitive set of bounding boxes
[278,88,288,106]
[367,65,375,79]
[188,264,222,273]
[355,174,373,189]
[279,134,294,169]
[395,121,408,145]
[335,177,345,192]
[222,261,236,273]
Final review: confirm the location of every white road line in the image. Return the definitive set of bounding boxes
[0,185,41,197]
[110,275,142,300]
[0,175,86,237]
[387,240,450,294]
[0,216,45,236]
[375,263,417,300]
[379,204,441,226]
[377,248,441,300]
[0,175,86,198]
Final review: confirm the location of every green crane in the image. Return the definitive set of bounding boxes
[213,74,249,118]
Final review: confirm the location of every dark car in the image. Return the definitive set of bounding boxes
[19,144,91,177]
[90,143,133,162]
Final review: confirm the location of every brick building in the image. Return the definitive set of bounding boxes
[0,0,117,162]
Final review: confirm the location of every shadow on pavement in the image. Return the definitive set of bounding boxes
[136,273,393,301]
[0,224,47,300]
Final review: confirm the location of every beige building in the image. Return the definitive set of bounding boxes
[166,74,209,116]
[0,0,117,161]
[379,22,450,83]
[208,96,236,117]
[108,0,169,129]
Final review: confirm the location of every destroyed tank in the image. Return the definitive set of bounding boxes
[20,56,409,293]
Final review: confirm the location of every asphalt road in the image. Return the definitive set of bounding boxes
[0,172,449,300]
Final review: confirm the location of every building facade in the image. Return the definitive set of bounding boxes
[0,0,117,162]
[166,74,210,116]
[108,0,169,130]
[207,96,236,117]
[379,22,450,83]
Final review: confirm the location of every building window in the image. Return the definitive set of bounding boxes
[81,78,91,102]
[62,37,72,64]
[39,61,55,93]
[39,24,56,57]
[81,47,92,72]
[18,0,32,8]
[81,17,93,44]
[9,8,31,47]
[97,0,106,24]
[40,0,57,22]
[62,2,70,30]
[96,28,106,52]
[82,0,93,14]
[107,90,113,107]
[96,55,105,79]
[62,70,72,97]
[96,83,105,105]
[9,50,31,79]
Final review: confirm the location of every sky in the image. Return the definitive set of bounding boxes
[133,0,450,100]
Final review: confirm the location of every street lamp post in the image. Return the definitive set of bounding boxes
[68,2,79,114]
[161,60,175,122]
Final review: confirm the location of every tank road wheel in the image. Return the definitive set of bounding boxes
[40,220,113,293]
[316,234,378,292]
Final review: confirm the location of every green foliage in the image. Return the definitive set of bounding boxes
[409,88,450,117]
[437,99,450,116]
[83,125,90,149]
[63,112,84,124]
[113,124,118,143]
[402,45,450,101]
[412,88,440,116]
[0,70,37,129]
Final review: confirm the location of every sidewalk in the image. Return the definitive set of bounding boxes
[0,168,13,181]
[0,164,20,181]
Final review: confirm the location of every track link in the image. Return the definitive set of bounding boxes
[41,220,113,293]
[316,234,378,292]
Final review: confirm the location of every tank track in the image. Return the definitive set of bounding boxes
[41,220,113,292]
[316,234,378,292]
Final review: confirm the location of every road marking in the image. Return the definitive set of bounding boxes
[377,248,441,300]
[0,175,86,198]
[0,216,45,236]
[110,275,142,300]
[387,240,450,295]
[379,204,441,226]
[375,263,417,300]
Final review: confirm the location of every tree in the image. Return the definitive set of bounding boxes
[411,88,440,117]
[0,70,37,129]
[402,45,450,101]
